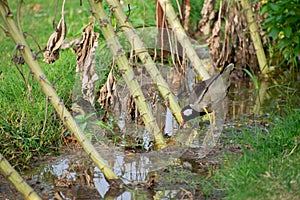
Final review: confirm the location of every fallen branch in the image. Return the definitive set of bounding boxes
[0,153,42,200]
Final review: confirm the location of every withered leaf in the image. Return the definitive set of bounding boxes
[97,70,117,111]
[75,22,99,105]
[43,17,67,64]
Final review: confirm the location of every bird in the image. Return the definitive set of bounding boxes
[180,63,234,127]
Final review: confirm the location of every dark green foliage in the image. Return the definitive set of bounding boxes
[261,0,300,68]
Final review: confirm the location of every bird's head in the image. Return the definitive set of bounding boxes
[180,105,203,128]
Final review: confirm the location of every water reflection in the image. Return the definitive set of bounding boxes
[24,73,300,199]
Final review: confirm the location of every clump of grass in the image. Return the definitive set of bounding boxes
[204,110,300,199]
[0,1,90,169]
[0,50,76,170]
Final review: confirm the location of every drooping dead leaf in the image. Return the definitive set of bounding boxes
[43,0,66,64]
[75,22,99,105]
[198,0,215,35]
[97,70,117,112]
[43,18,66,64]
[204,0,259,73]
[180,0,191,32]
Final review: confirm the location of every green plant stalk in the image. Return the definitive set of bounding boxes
[158,0,210,80]
[0,1,120,184]
[243,68,259,89]
[241,0,269,76]
[0,153,42,200]
[105,0,183,125]
[253,80,268,115]
[87,0,167,149]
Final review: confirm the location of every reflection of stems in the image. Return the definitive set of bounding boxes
[203,109,215,147]
[104,187,125,200]
[253,80,268,115]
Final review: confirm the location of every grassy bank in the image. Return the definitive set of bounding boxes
[203,110,300,199]
[0,0,89,169]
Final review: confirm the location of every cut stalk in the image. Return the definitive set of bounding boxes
[87,0,167,149]
[105,0,183,124]
[0,153,42,200]
[0,1,120,185]
[241,0,269,76]
[158,0,210,80]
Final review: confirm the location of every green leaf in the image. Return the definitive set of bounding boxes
[294,45,300,55]
[131,18,145,26]
[269,3,280,11]
[84,112,96,120]
[283,50,291,59]
[268,27,280,39]
[243,69,259,90]
[283,27,292,38]
[123,5,136,12]
[74,115,84,122]
[292,36,299,44]
[277,38,291,49]
[261,5,268,15]
[80,122,87,131]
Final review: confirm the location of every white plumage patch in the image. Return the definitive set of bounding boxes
[183,109,193,116]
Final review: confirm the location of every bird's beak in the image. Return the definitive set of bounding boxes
[179,112,185,129]
[179,121,185,129]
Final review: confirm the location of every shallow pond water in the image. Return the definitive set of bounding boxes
[1,72,299,200]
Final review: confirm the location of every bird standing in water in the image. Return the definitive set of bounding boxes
[180,64,234,127]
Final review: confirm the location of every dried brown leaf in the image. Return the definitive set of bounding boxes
[43,17,67,64]
[75,22,99,105]
[97,71,117,111]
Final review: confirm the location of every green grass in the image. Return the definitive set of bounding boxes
[0,0,205,169]
[0,1,299,199]
[203,111,300,199]
[0,0,90,169]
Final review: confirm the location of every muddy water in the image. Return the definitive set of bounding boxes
[2,74,299,200]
